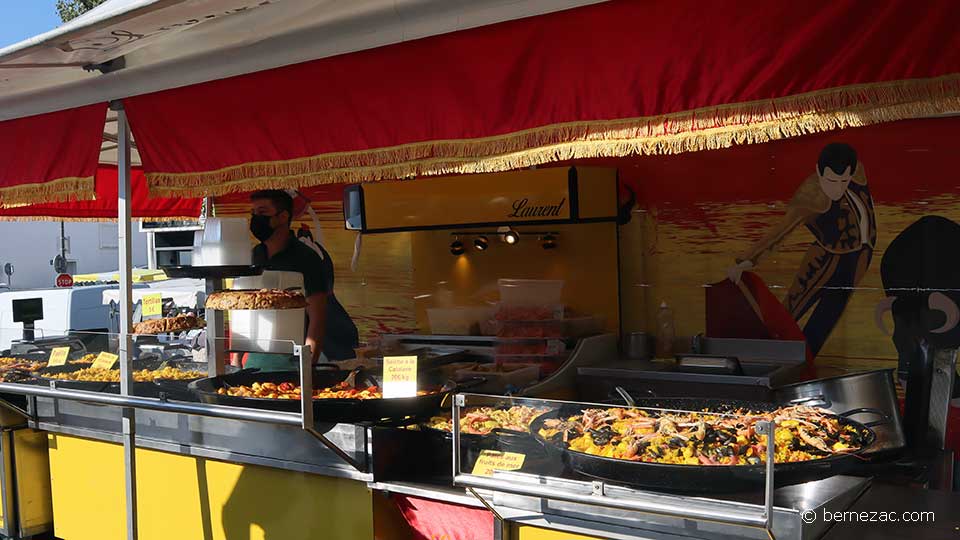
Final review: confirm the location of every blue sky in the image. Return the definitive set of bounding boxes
[0,1,62,48]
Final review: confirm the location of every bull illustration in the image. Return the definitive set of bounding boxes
[878,215,960,448]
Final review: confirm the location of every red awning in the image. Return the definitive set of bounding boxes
[126,0,960,198]
[0,103,106,206]
[0,164,202,221]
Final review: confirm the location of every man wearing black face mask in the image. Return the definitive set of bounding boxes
[245,190,359,369]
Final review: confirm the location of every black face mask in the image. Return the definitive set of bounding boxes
[250,214,275,242]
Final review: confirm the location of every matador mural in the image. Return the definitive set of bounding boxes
[727,143,877,357]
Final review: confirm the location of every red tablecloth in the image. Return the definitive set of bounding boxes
[391,494,493,540]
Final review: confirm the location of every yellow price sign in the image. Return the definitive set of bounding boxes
[382,355,417,398]
[48,347,70,367]
[142,293,162,318]
[471,450,526,477]
[91,352,119,370]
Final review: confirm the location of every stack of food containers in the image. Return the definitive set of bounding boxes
[493,279,566,375]
[192,218,252,265]
[228,271,305,353]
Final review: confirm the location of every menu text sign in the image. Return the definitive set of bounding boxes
[382,356,418,398]
[142,293,162,318]
[92,352,119,370]
[48,347,70,367]
[471,450,526,476]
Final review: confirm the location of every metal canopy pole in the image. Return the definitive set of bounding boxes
[112,100,138,540]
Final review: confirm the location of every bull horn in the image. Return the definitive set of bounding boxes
[874,296,895,336]
[929,292,960,334]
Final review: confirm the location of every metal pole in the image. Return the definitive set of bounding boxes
[205,292,226,375]
[294,344,367,472]
[298,344,314,429]
[759,420,776,533]
[452,394,463,478]
[113,100,138,540]
[60,221,67,262]
[145,232,156,270]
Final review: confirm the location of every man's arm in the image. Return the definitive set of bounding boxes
[727,207,807,284]
[305,292,328,363]
[737,207,808,265]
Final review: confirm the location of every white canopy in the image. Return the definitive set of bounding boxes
[0,0,605,122]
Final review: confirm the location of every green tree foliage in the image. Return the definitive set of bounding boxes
[56,0,108,23]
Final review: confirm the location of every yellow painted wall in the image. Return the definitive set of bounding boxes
[411,222,620,334]
[47,434,374,540]
[617,201,960,370]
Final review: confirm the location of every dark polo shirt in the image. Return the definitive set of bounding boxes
[252,232,358,360]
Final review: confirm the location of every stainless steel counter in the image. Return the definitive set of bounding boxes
[456,471,871,540]
[30,397,372,481]
[1,389,948,540]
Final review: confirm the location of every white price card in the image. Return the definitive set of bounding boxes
[382,356,418,398]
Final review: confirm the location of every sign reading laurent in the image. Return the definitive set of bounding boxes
[508,197,566,219]
[355,167,617,232]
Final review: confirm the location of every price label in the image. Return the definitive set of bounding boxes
[91,352,119,370]
[142,293,162,318]
[382,355,418,398]
[48,347,70,367]
[471,450,526,477]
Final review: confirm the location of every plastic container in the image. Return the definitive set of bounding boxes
[493,355,566,376]
[233,270,304,291]
[498,279,564,307]
[655,301,676,359]
[193,218,252,266]
[454,363,540,393]
[493,340,563,356]
[230,308,305,353]
[227,271,306,353]
[427,306,495,335]
[494,304,564,322]
[492,319,564,338]
[562,316,604,337]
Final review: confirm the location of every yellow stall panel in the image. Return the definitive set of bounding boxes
[14,429,53,535]
[514,525,605,540]
[48,434,374,540]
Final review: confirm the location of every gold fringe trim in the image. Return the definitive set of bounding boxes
[0,215,199,223]
[0,176,96,208]
[147,74,960,198]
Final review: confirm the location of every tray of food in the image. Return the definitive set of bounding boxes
[205,289,306,310]
[425,405,558,473]
[132,314,206,335]
[188,366,480,425]
[0,353,96,369]
[530,398,878,492]
[372,404,557,483]
[33,359,226,400]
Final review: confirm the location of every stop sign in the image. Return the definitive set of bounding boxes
[55,273,74,288]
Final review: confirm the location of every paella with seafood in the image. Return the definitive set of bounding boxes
[538,405,869,466]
